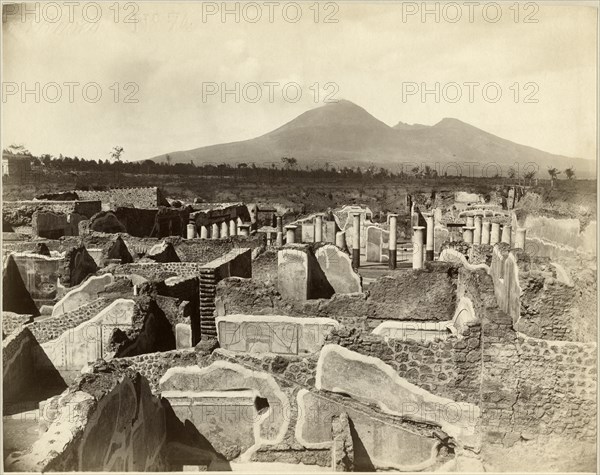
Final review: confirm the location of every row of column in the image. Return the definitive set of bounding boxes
[461,217,527,248]
[411,216,528,270]
[186,219,252,239]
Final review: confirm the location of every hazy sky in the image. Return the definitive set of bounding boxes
[2,1,597,163]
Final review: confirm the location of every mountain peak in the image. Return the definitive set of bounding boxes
[270,99,391,134]
[434,117,470,128]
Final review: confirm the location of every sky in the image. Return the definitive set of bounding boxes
[2,1,597,163]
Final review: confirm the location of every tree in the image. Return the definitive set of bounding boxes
[547,167,561,187]
[281,156,298,170]
[565,167,575,180]
[4,144,31,155]
[165,154,172,166]
[110,146,124,162]
[524,169,536,185]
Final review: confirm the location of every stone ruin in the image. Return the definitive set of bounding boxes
[1,191,597,473]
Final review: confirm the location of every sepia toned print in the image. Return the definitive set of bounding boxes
[1,1,597,473]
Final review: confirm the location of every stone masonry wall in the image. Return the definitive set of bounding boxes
[26,298,113,344]
[325,324,481,404]
[366,262,457,322]
[74,187,166,209]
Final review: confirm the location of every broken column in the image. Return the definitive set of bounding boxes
[490,222,501,245]
[285,225,297,244]
[425,213,434,261]
[501,224,512,245]
[482,220,491,245]
[463,226,475,244]
[473,215,482,245]
[276,216,284,246]
[314,215,323,242]
[187,222,197,239]
[229,219,237,236]
[220,221,229,238]
[351,213,360,268]
[388,213,398,269]
[412,226,425,270]
[200,225,209,239]
[515,227,527,249]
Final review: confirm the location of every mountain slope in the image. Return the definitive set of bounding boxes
[149,100,595,177]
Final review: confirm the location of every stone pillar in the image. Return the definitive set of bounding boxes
[133,284,138,296]
[200,225,209,239]
[220,221,229,238]
[239,224,250,237]
[463,226,475,244]
[388,213,398,269]
[266,231,272,246]
[490,222,501,245]
[285,225,297,244]
[481,221,491,245]
[425,214,434,261]
[186,223,197,239]
[412,226,425,270]
[229,219,237,236]
[275,216,284,246]
[211,223,220,239]
[501,224,512,245]
[473,216,482,245]
[335,231,345,249]
[515,227,527,249]
[314,215,323,242]
[466,216,475,227]
[352,213,361,268]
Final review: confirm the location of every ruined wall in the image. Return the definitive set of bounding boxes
[6,371,167,472]
[32,211,86,238]
[252,248,278,287]
[216,270,456,330]
[489,245,595,343]
[2,311,34,338]
[74,186,167,209]
[326,324,481,404]
[3,200,101,228]
[110,262,204,281]
[516,273,588,341]
[9,252,63,303]
[113,207,190,238]
[114,347,449,471]
[366,262,457,322]
[27,298,113,344]
[518,214,596,256]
